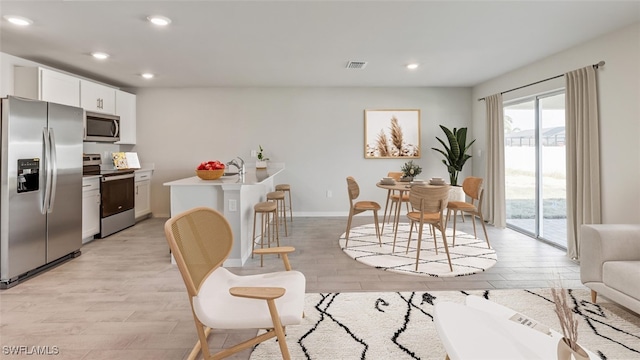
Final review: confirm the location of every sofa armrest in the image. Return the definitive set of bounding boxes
[580,224,640,284]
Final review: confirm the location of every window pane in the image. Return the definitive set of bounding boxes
[539,93,566,246]
[504,100,536,235]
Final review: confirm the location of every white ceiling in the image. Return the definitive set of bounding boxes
[1,1,639,90]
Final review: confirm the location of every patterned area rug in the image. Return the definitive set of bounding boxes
[339,223,497,277]
[250,289,640,360]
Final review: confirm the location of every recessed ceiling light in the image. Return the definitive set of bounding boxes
[147,15,171,26]
[4,15,33,26]
[91,52,110,60]
[406,63,419,70]
[141,73,154,79]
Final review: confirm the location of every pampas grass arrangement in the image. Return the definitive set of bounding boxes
[390,116,404,152]
[376,130,389,157]
[551,287,580,351]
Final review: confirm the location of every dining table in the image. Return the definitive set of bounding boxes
[376,181,413,235]
[376,180,449,243]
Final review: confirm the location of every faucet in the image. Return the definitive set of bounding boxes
[226,157,245,175]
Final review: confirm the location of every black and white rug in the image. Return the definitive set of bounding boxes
[250,289,640,360]
[339,223,497,277]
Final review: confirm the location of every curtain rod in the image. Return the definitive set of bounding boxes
[477,61,605,101]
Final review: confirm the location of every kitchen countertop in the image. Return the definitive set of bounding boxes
[163,165,284,187]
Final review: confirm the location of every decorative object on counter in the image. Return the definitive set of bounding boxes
[256,145,269,169]
[432,125,475,186]
[112,152,141,169]
[552,286,588,360]
[400,160,422,181]
[195,160,225,180]
[364,109,420,159]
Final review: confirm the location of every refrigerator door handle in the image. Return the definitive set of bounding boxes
[41,127,51,215]
[47,128,58,213]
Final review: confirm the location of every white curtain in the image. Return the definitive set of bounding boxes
[565,66,601,260]
[485,93,506,228]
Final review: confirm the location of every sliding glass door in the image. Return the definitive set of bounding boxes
[504,91,566,248]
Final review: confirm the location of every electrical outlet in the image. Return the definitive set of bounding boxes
[326,190,332,198]
[229,199,237,211]
[250,150,258,158]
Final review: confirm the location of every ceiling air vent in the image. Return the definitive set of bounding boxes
[346,61,368,69]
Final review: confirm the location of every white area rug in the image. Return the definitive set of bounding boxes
[339,223,497,277]
[250,289,640,360]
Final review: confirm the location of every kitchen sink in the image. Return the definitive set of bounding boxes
[223,172,238,176]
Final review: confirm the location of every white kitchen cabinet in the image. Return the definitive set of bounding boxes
[14,67,80,107]
[115,90,136,145]
[82,177,101,243]
[80,79,115,114]
[135,170,152,220]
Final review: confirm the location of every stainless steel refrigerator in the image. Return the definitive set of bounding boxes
[1,96,83,288]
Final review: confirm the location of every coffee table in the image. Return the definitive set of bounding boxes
[434,295,598,359]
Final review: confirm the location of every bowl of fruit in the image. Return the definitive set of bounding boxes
[196,160,225,180]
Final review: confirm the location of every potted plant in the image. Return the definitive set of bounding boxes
[256,145,269,169]
[400,160,422,181]
[431,125,475,186]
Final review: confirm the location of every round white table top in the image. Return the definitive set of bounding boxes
[434,299,598,360]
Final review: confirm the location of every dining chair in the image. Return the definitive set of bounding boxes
[345,176,381,248]
[381,171,411,234]
[403,185,453,271]
[446,176,491,248]
[164,206,305,360]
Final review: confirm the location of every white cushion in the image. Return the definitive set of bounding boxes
[192,267,306,329]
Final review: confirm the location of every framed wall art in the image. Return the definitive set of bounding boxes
[364,109,421,158]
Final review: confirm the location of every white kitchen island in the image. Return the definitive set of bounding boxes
[163,164,284,267]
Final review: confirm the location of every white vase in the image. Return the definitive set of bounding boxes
[256,160,267,169]
[448,185,465,202]
[557,337,589,360]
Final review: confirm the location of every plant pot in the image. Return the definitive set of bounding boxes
[256,160,267,169]
[448,185,465,202]
[557,337,589,360]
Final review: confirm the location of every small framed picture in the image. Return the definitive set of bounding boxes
[364,109,420,158]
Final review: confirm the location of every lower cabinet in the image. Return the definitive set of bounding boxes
[82,177,101,243]
[135,170,152,220]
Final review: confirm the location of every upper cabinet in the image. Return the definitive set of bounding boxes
[80,79,115,114]
[115,90,137,145]
[14,67,80,107]
[14,66,136,144]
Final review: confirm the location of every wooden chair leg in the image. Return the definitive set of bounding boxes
[414,222,424,271]
[345,209,354,247]
[591,289,597,303]
[404,220,414,254]
[470,211,478,239]
[452,210,458,246]
[266,299,292,360]
[432,224,439,255]
[478,212,490,248]
[382,191,392,233]
[440,228,453,272]
[373,210,381,246]
[190,317,212,360]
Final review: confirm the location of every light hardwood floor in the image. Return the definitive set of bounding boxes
[0,215,586,359]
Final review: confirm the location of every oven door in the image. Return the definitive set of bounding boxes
[101,174,134,218]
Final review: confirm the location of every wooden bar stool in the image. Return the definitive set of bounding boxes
[267,191,288,237]
[275,184,293,223]
[252,201,279,266]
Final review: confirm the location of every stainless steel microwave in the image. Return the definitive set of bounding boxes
[84,111,120,142]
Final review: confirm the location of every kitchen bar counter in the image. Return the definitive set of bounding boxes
[163,164,284,266]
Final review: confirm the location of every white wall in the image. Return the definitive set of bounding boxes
[472,23,640,223]
[135,87,472,217]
